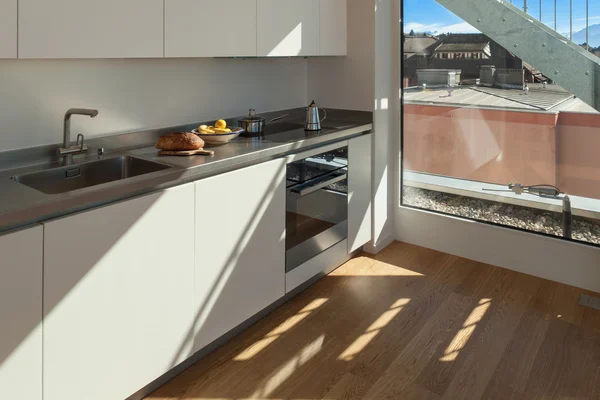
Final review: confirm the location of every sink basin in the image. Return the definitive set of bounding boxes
[12,156,171,195]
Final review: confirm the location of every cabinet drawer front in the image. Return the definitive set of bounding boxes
[165,0,257,57]
[0,0,17,58]
[285,239,348,292]
[193,159,286,352]
[0,225,43,400]
[348,134,372,252]
[257,0,320,57]
[43,185,195,400]
[320,0,347,56]
[19,0,163,58]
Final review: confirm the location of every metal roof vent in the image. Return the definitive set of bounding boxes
[417,69,462,87]
[480,65,496,87]
[495,68,525,89]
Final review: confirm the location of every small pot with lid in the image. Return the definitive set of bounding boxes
[238,109,288,135]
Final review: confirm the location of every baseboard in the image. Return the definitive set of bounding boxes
[127,246,357,400]
[395,206,600,293]
[363,233,395,254]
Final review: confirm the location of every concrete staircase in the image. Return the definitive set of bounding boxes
[435,0,600,111]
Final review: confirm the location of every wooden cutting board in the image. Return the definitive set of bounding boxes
[158,149,214,156]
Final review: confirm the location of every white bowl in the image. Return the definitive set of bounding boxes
[192,127,244,145]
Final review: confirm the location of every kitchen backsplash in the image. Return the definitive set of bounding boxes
[0,57,308,151]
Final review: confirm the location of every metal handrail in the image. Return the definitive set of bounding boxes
[512,0,590,49]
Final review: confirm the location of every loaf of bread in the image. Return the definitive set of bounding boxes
[155,132,205,151]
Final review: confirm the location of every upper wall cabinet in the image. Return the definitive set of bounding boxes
[19,0,164,58]
[320,0,347,56]
[0,0,17,58]
[258,0,320,57]
[165,0,257,57]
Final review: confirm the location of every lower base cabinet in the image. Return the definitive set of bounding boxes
[0,226,43,400]
[42,184,196,400]
[34,150,345,398]
[192,158,287,351]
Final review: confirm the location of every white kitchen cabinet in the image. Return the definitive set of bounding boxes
[43,184,195,400]
[165,0,257,57]
[192,158,286,352]
[0,226,43,400]
[348,134,372,252]
[258,0,320,57]
[0,0,17,58]
[19,0,163,58]
[320,0,347,56]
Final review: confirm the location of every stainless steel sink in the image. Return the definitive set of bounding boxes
[12,156,171,195]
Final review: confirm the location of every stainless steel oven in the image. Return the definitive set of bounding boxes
[286,144,348,272]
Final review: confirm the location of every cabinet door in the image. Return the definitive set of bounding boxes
[19,0,163,58]
[0,0,17,58]
[165,0,257,57]
[320,0,347,56]
[348,134,372,252]
[193,159,286,352]
[43,185,195,400]
[0,226,43,400]
[257,0,320,56]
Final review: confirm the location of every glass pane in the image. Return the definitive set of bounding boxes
[401,0,600,246]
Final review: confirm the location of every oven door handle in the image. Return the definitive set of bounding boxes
[290,172,347,197]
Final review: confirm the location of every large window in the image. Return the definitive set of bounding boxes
[402,0,600,246]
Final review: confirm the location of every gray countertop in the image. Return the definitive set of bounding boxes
[0,108,372,234]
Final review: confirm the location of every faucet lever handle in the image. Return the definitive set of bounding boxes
[76,134,85,153]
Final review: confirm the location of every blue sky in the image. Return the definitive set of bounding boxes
[404,0,600,35]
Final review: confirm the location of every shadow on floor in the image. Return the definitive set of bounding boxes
[147,241,600,400]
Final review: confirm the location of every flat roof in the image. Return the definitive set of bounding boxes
[404,84,599,113]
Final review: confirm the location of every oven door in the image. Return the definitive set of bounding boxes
[286,146,348,273]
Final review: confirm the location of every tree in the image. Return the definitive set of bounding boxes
[409,29,415,36]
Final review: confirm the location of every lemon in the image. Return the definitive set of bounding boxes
[215,119,227,129]
[199,127,215,134]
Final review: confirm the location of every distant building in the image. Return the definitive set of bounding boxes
[404,35,438,59]
[427,34,522,81]
[523,62,549,83]
[403,36,439,87]
[403,33,524,85]
[432,33,491,60]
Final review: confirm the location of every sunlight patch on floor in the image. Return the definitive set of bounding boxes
[362,261,425,277]
[148,395,326,400]
[439,298,491,362]
[234,298,328,361]
[249,335,325,398]
[329,256,425,277]
[338,298,411,361]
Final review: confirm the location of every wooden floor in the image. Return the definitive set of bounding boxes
[148,241,600,400]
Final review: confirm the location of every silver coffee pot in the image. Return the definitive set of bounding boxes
[305,100,327,131]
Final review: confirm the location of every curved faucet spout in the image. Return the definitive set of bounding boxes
[61,108,99,165]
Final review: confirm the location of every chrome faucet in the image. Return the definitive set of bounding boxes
[59,108,98,165]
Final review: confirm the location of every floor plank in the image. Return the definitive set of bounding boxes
[146,241,600,400]
[362,291,473,399]
[439,274,533,400]
[414,267,523,396]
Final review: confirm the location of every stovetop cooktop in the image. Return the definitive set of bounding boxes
[239,122,342,143]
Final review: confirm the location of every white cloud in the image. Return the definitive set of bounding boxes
[576,15,600,21]
[404,21,480,34]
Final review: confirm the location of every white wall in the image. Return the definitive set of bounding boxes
[307,0,374,110]
[308,0,397,253]
[0,58,308,151]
